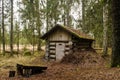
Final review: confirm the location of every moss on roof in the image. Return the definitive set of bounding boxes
[41,24,94,41]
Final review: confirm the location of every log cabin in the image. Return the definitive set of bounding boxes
[41,24,95,61]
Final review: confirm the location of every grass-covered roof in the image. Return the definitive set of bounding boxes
[41,24,94,41]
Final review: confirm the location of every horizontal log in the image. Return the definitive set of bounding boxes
[49,55,56,58]
[65,43,69,46]
[65,52,69,55]
[49,41,68,43]
[49,43,56,45]
[49,50,55,53]
[49,47,56,50]
[65,48,70,50]
[49,46,56,48]
[17,64,47,70]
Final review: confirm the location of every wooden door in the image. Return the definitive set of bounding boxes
[56,43,65,61]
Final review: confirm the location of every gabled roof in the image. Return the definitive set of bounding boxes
[41,24,94,41]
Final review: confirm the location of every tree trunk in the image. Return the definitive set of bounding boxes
[111,0,120,67]
[0,27,1,53]
[17,31,19,54]
[10,0,13,56]
[37,31,42,51]
[32,30,35,54]
[103,3,108,56]
[2,0,5,55]
[16,22,19,54]
[82,0,85,32]
[31,1,35,54]
[66,1,70,27]
[35,0,42,51]
[63,0,66,26]
[17,1,20,54]
[46,0,49,32]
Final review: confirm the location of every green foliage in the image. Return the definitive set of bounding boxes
[83,0,112,47]
[117,65,120,68]
[23,48,32,56]
[23,51,31,56]
[0,0,113,55]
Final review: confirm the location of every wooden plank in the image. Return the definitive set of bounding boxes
[65,47,70,50]
[49,43,56,45]
[49,50,55,53]
[65,52,69,55]
[48,29,71,41]
[49,46,56,49]
[17,64,47,70]
[49,55,56,58]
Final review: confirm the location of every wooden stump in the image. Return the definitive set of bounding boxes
[16,64,23,76]
[9,71,15,77]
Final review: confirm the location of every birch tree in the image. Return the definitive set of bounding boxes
[103,2,108,56]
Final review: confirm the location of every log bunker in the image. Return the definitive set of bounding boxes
[41,24,94,61]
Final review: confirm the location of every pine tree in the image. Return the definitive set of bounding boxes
[2,0,5,55]
[111,0,120,67]
[10,0,13,56]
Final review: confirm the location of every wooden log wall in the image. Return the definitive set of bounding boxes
[72,41,92,52]
[46,40,93,61]
[45,42,49,60]
[65,43,71,55]
[46,41,71,61]
[72,36,93,52]
[49,42,56,60]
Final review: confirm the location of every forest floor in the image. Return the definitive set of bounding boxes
[0,49,120,80]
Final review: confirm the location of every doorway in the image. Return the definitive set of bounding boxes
[56,43,65,61]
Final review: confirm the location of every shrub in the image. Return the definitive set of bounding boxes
[23,50,32,56]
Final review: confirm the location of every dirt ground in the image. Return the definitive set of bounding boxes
[2,63,120,80]
[0,50,120,80]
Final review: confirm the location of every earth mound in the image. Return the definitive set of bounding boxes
[61,49,105,67]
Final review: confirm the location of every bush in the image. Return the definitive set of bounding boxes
[23,50,32,56]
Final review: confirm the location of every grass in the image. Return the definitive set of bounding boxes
[0,50,46,77]
[0,48,117,80]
